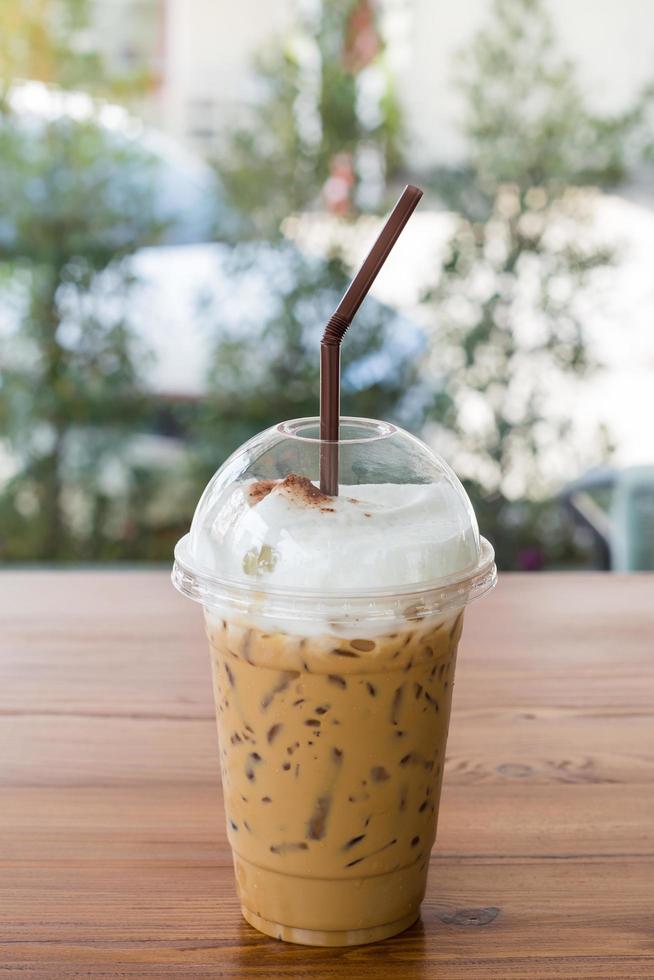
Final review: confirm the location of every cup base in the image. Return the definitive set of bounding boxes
[234,852,427,947]
[242,906,419,947]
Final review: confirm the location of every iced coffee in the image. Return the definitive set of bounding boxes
[173,418,496,946]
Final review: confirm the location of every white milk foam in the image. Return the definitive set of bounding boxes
[191,474,479,593]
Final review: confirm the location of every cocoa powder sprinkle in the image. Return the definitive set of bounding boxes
[248,474,334,507]
[247,480,276,504]
[280,474,331,506]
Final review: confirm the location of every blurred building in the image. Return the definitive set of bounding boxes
[88,0,295,151]
[91,0,654,165]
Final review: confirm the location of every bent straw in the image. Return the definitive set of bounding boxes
[319,184,423,495]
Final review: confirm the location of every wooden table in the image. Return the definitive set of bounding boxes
[1,572,652,979]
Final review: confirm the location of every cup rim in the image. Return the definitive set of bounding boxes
[276,416,398,445]
[172,533,497,609]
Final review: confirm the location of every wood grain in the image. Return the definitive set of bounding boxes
[1,571,653,978]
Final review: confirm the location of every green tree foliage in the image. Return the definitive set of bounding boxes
[198,0,413,476]
[458,0,652,195]
[3,0,649,568]
[425,0,652,569]
[0,5,165,560]
[217,0,404,239]
[0,0,414,561]
[0,0,154,104]
[193,245,424,482]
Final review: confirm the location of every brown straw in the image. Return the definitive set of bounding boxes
[319,184,423,494]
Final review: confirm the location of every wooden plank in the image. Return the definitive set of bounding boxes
[3,710,654,788]
[0,571,653,978]
[2,782,653,865]
[0,572,208,719]
[1,860,653,979]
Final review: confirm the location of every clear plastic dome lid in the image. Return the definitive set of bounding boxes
[173,418,495,611]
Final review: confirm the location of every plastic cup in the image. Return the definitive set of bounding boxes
[173,418,496,946]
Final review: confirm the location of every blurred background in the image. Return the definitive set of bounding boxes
[1,0,653,571]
